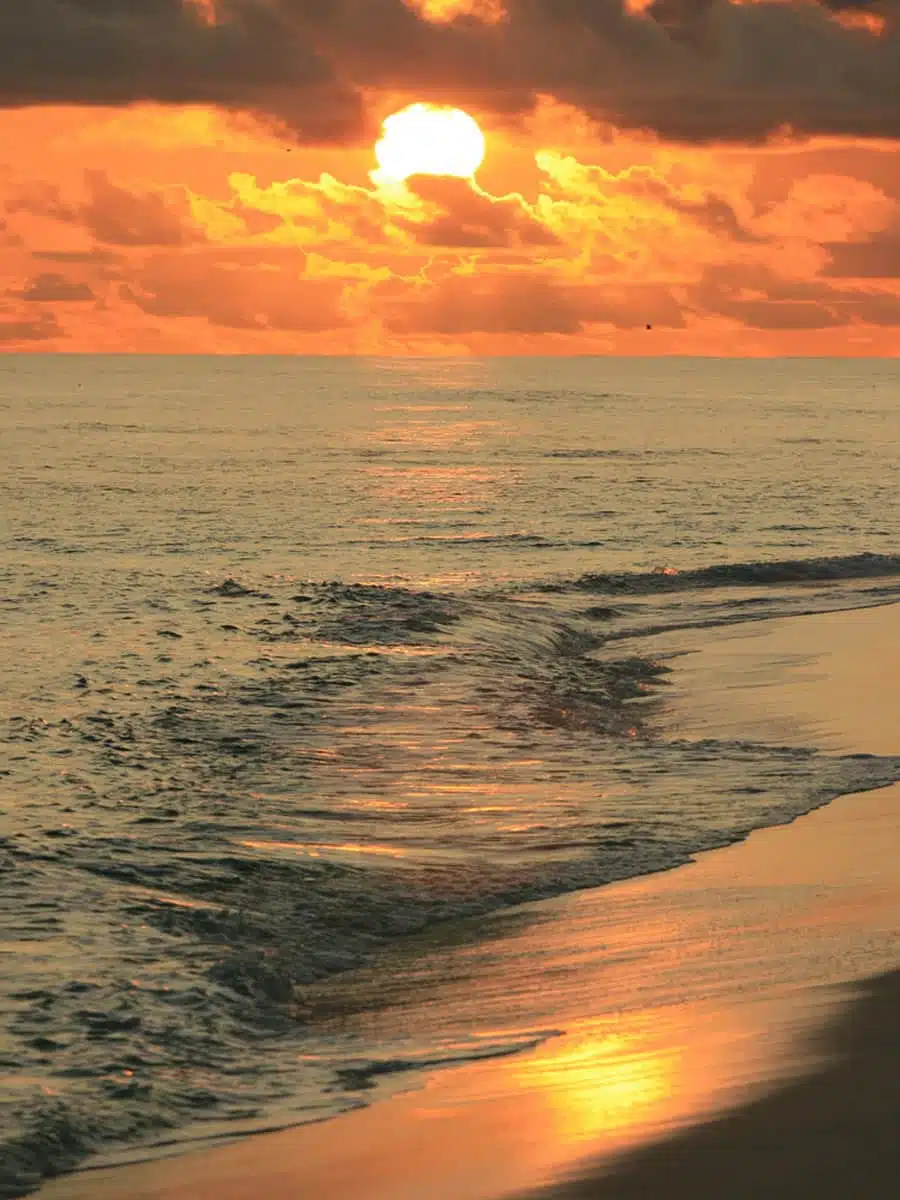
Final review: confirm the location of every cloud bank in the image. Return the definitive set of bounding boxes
[2,1,900,143]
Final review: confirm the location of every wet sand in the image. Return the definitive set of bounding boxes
[38,599,900,1200]
[527,966,900,1199]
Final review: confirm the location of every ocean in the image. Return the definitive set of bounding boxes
[3,354,900,1196]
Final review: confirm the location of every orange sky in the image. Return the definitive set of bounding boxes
[2,0,900,354]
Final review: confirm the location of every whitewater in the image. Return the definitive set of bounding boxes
[2,355,900,1196]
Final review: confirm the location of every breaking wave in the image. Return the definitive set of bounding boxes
[4,560,900,1194]
[561,552,900,595]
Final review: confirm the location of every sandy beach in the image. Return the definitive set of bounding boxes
[37,598,900,1200]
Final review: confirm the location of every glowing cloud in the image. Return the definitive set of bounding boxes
[184,0,219,25]
[405,0,507,22]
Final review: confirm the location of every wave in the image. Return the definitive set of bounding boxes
[547,552,900,596]
[4,564,900,1194]
[330,1032,562,1093]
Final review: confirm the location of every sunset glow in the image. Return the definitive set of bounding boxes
[1,1,900,355]
[406,0,507,23]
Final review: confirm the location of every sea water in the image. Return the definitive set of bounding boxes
[2,355,900,1194]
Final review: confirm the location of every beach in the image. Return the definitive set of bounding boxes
[35,597,900,1199]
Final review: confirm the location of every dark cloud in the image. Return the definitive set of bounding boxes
[384,271,588,335]
[584,283,688,329]
[0,215,24,247]
[0,310,61,342]
[8,171,203,246]
[692,261,900,327]
[323,0,900,142]
[16,271,96,301]
[0,2,364,143]
[32,248,123,264]
[123,246,351,331]
[745,145,900,235]
[668,194,763,244]
[384,271,685,335]
[3,1,900,144]
[401,176,560,248]
[824,224,900,276]
[613,170,765,241]
[505,0,900,143]
[80,171,201,246]
[836,288,900,322]
[693,263,839,328]
[5,180,72,223]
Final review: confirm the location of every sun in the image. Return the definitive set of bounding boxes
[374,104,486,184]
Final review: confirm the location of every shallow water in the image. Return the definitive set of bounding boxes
[2,355,900,1194]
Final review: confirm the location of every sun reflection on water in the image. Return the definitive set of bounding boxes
[512,1020,681,1147]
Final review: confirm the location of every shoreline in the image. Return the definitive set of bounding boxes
[524,964,900,1199]
[38,599,900,1200]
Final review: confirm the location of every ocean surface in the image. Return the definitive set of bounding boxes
[3,355,900,1196]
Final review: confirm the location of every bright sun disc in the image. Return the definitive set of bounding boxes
[375,104,485,183]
